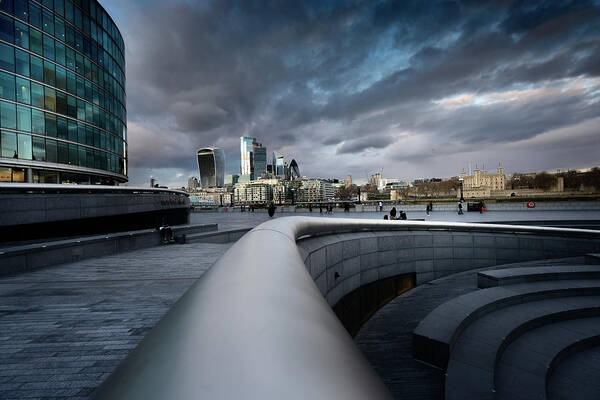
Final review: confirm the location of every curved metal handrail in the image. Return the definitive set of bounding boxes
[94,217,600,399]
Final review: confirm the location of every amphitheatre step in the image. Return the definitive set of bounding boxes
[444,295,600,400]
[477,265,600,288]
[183,227,252,244]
[495,316,600,400]
[413,280,600,369]
[586,253,600,264]
[546,342,600,400]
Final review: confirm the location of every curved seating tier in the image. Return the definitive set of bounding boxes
[444,294,600,399]
[546,343,600,400]
[413,280,600,369]
[477,265,600,288]
[495,317,600,400]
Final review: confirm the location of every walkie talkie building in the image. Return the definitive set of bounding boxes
[0,0,126,184]
[197,147,225,188]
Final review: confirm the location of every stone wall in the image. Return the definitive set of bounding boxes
[297,230,600,307]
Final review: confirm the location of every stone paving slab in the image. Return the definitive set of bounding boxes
[0,242,232,400]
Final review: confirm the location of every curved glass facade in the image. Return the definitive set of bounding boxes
[0,0,126,184]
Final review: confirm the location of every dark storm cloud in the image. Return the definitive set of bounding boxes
[102,0,600,184]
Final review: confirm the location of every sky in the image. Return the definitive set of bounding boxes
[99,0,600,187]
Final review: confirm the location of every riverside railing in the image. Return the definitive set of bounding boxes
[94,217,600,400]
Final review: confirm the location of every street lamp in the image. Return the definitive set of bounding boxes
[291,188,295,205]
[459,177,465,203]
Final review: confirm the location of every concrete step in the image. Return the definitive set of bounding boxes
[444,295,600,400]
[546,342,600,400]
[586,254,600,265]
[477,265,600,288]
[413,280,600,369]
[183,228,252,244]
[495,317,600,400]
[0,223,217,275]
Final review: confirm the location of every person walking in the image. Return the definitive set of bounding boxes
[458,202,463,215]
[379,201,383,212]
[268,202,276,217]
[426,203,430,216]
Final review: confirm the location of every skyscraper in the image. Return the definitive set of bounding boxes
[240,137,254,176]
[272,151,285,176]
[239,136,266,180]
[253,146,267,178]
[197,147,225,187]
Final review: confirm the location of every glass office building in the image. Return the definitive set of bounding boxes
[0,0,126,184]
[197,147,225,188]
[253,146,266,178]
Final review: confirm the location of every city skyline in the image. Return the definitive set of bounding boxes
[100,0,599,188]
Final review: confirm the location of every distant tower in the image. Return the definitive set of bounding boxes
[345,175,352,188]
[240,137,254,176]
[289,159,300,180]
[197,147,225,187]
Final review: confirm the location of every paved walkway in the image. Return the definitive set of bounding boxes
[0,242,232,400]
[354,256,585,400]
[190,209,600,230]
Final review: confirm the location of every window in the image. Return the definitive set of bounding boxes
[45,138,56,162]
[0,42,14,71]
[55,0,64,17]
[0,71,15,100]
[44,85,55,112]
[44,112,55,136]
[30,81,43,107]
[30,54,43,81]
[66,70,75,94]
[1,130,17,158]
[29,1,42,29]
[14,21,28,49]
[32,135,44,161]
[29,27,42,55]
[67,94,76,117]
[15,48,29,76]
[17,133,32,159]
[56,90,66,114]
[77,98,84,120]
[77,144,85,166]
[68,143,77,164]
[57,140,67,163]
[55,41,65,65]
[31,108,43,134]
[43,34,54,60]
[43,60,55,85]
[42,9,54,35]
[55,15,65,41]
[16,77,29,104]
[56,115,66,139]
[85,146,93,168]
[0,13,14,43]
[65,46,74,70]
[67,118,76,141]
[55,66,66,90]
[64,0,72,22]
[16,104,31,132]
[0,100,16,128]
[14,0,28,23]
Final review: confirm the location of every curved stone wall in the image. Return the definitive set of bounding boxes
[297,229,600,307]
